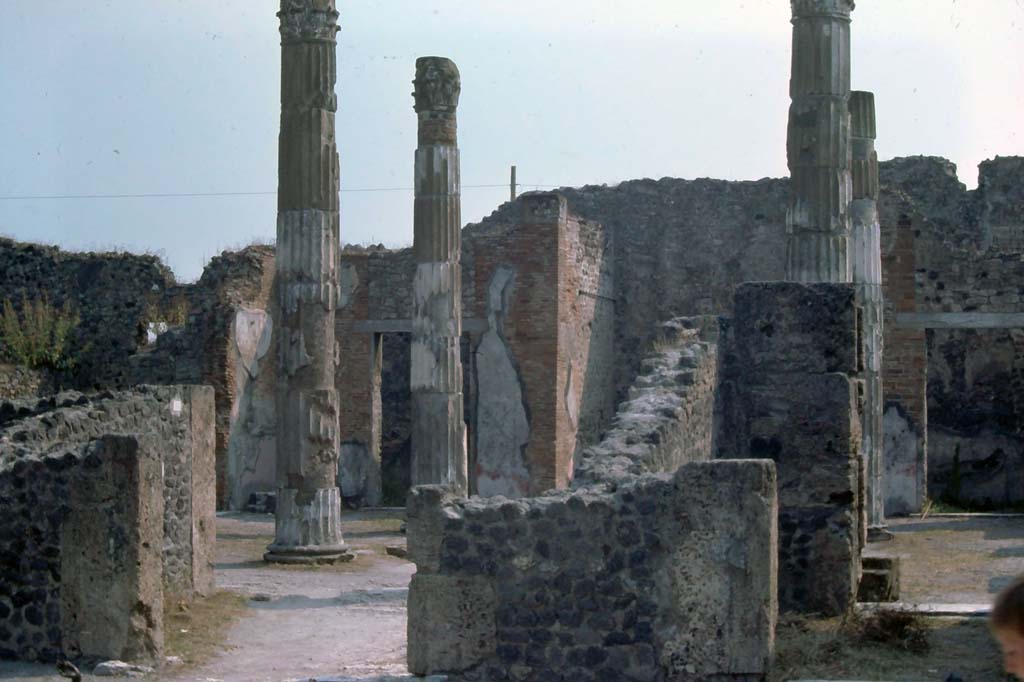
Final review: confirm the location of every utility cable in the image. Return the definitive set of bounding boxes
[0,183,561,201]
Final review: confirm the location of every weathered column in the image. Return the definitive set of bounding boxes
[265,0,351,563]
[410,57,468,495]
[785,0,855,283]
[850,90,888,537]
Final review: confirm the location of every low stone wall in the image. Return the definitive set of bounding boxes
[0,385,215,599]
[406,307,777,679]
[408,459,777,681]
[718,282,864,616]
[0,435,164,663]
[574,316,720,485]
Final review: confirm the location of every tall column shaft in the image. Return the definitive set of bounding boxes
[850,90,885,530]
[267,0,350,563]
[410,57,468,494]
[785,0,855,283]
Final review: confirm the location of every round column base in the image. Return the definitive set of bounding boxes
[867,525,894,543]
[263,544,355,565]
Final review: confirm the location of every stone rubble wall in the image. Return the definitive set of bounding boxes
[0,365,51,401]
[0,435,164,663]
[0,385,216,600]
[0,238,175,390]
[127,246,277,510]
[879,156,1024,510]
[404,315,766,679]
[0,239,277,511]
[718,282,863,616]
[574,316,720,487]
[407,459,777,681]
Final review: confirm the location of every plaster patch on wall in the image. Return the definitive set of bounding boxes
[475,267,530,498]
[234,309,273,379]
[338,261,360,310]
[339,440,371,503]
[227,308,277,509]
[883,403,924,515]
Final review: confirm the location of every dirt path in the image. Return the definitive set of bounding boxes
[865,514,1024,604]
[166,510,415,682]
[0,510,415,682]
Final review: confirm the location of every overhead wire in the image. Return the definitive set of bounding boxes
[0,183,562,201]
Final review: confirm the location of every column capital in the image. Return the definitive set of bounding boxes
[413,57,461,114]
[278,0,339,44]
[791,0,854,21]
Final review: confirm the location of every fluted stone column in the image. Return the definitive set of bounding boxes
[265,0,351,564]
[410,57,468,495]
[785,0,855,283]
[850,90,888,536]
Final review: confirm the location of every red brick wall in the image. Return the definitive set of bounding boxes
[474,197,561,494]
[881,214,927,429]
[337,253,382,501]
[557,213,615,484]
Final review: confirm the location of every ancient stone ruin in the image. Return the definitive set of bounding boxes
[0,386,215,662]
[265,0,351,565]
[0,0,1021,677]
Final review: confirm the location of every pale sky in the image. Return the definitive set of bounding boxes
[1,1,1021,281]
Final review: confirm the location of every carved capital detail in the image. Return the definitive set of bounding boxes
[279,0,340,43]
[413,57,461,113]
[791,0,855,19]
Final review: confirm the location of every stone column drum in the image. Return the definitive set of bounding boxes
[850,90,887,535]
[785,0,855,283]
[410,57,468,495]
[266,0,351,563]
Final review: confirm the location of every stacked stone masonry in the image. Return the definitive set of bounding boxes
[0,436,163,663]
[0,365,51,401]
[407,459,778,681]
[718,282,864,616]
[574,316,720,486]
[406,309,776,679]
[1,155,1020,512]
[880,156,1024,509]
[0,385,216,662]
[0,386,216,598]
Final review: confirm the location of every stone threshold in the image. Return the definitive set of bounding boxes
[856,602,991,617]
[918,512,1024,519]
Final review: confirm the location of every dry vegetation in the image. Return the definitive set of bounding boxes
[771,610,1012,682]
[163,591,251,667]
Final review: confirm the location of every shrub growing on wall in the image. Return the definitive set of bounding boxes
[0,295,81,370]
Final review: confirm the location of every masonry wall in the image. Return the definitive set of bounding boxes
[558,210,617,469]
[0,385,216,599]
[0,365,51,401]
[878,198,928,515]
[407,461,777,681]
[719,282,863,616]
[0,239,176,389]
[129,246,277,510]
[575,316,720,486]
[406,320,776,680]
[0,435,164,663]
[0,240,277,511]
[880,156,1024,510]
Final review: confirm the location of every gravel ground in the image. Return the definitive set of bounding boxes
[865,514,1024,604]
